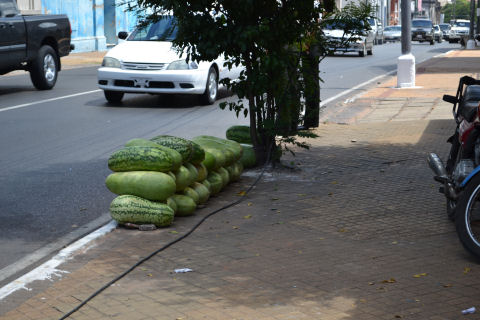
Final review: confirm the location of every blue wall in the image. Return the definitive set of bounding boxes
[41,0,137,52]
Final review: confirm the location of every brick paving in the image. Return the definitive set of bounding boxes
[2,49,480,319]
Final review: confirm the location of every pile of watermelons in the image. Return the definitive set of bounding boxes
[105,130,257,228]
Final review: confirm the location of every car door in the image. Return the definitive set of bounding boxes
[0,0,26,69]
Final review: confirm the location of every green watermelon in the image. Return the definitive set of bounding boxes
[202,151,217,171]
[215,167,230,187]
[110,195,174,227]
[202,179,212,193]
[125,138,182,171]
[226,161,243,182]
[108,146,178,172]
[184,163,199,182]
[150,135,205,164]
[194,163,208,182]
[166,196,178,214]
[183,187,200,204]
[207,171,223,195]
[191,182,210,204]
[193,135,243,160]
[239,144,256,168]
[170,194,197,216]
[105,171,176,201]
[174,165,193,192]
[226,125,252,144]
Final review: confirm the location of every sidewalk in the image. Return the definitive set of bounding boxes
[2,49,480,320]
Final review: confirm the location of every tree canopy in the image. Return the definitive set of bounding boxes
[127,0,372,164]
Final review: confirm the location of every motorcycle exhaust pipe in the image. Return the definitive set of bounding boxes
[427,153,448,180]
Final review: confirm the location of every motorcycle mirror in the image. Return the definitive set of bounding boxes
[462,76,477,86]
[443,94,458,104]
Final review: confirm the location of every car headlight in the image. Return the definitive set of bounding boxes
[167,60,198,70]
[102,57,121,68]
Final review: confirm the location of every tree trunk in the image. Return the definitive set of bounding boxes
[302,46,320,129]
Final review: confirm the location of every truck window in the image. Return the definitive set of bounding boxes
[0,0,18,17]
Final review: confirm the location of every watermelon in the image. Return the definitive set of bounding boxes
[239,144,256,168]
[207,171,223,195]
[170,194,197,216]
[166,196,178,214]
[202,179,212,193]
[105,171,176,201]
[125,138,182,171]
[202,151,216,171]
[150,135,205,164]
[184,163,199,182]
[226,161,243,182]
[174,165,194,192]
[193,135,243,160]
[194,163,208,182]
[191,182,210,204]
[108,146,179,172]
[183,187,200,204]
[226,125,252,144]
[215,167,230,187]
[110,195,174,227]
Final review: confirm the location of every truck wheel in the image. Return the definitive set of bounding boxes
[30,45,58,90]
[104,90,124,103]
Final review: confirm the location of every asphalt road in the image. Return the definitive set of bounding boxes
[320,40,459,106]
[0,40,461,286]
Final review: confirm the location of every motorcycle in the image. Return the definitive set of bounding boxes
[428,75,480,258]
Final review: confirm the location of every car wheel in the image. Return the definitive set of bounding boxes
[367,43,373,55]
[104,90,124,103]
[29,45,58,90]
[200,67,218,105]
[358,42,367,57]
[430,39,434,45]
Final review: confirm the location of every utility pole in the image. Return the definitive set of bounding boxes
[397,0,415,87]
[467,0,476,48]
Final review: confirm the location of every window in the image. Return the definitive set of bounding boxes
[15,0,41,14]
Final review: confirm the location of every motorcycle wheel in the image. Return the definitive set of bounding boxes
[455,174,480,259]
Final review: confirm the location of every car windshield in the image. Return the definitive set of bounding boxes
[412,20,432,28]
[323,20,365,30]
[454,21,470,28]
[128,16,177,41]
[439,24,450,31]
[384,26,401,31]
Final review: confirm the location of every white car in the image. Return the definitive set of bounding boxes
[97,17,241,104]
[323,20,374,57]
[449,19,470,43]
[383,25,402,42]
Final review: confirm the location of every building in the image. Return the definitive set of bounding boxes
[15,0,138,52]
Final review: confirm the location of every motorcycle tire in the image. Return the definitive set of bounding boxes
[455,174,480,259]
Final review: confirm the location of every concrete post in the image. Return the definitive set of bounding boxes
[397,0,415,87]
[467,0,476,49]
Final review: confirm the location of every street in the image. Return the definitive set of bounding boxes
[0,40,459,287]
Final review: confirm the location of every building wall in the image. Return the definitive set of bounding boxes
[40,0,137,52]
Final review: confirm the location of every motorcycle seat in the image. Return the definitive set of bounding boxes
[460,85,480,122]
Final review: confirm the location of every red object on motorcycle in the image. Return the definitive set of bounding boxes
[459,120,474,145]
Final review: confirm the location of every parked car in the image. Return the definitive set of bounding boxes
[439,23,451,40]
[97,16,242,104]
[383,25,402,42]
[323,19,375,57]
[368,17,384,44]
[434,25,443,43]
[411,19,435,45]
[449,19,470,43]
[0,0,73,89]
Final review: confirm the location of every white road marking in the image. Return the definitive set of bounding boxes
[321,70,397,107]
[0,221,116,300]
[0,89,101,113]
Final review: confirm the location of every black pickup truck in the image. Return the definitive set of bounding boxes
[0,0,73,89]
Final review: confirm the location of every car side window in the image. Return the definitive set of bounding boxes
[0,0,17,17]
